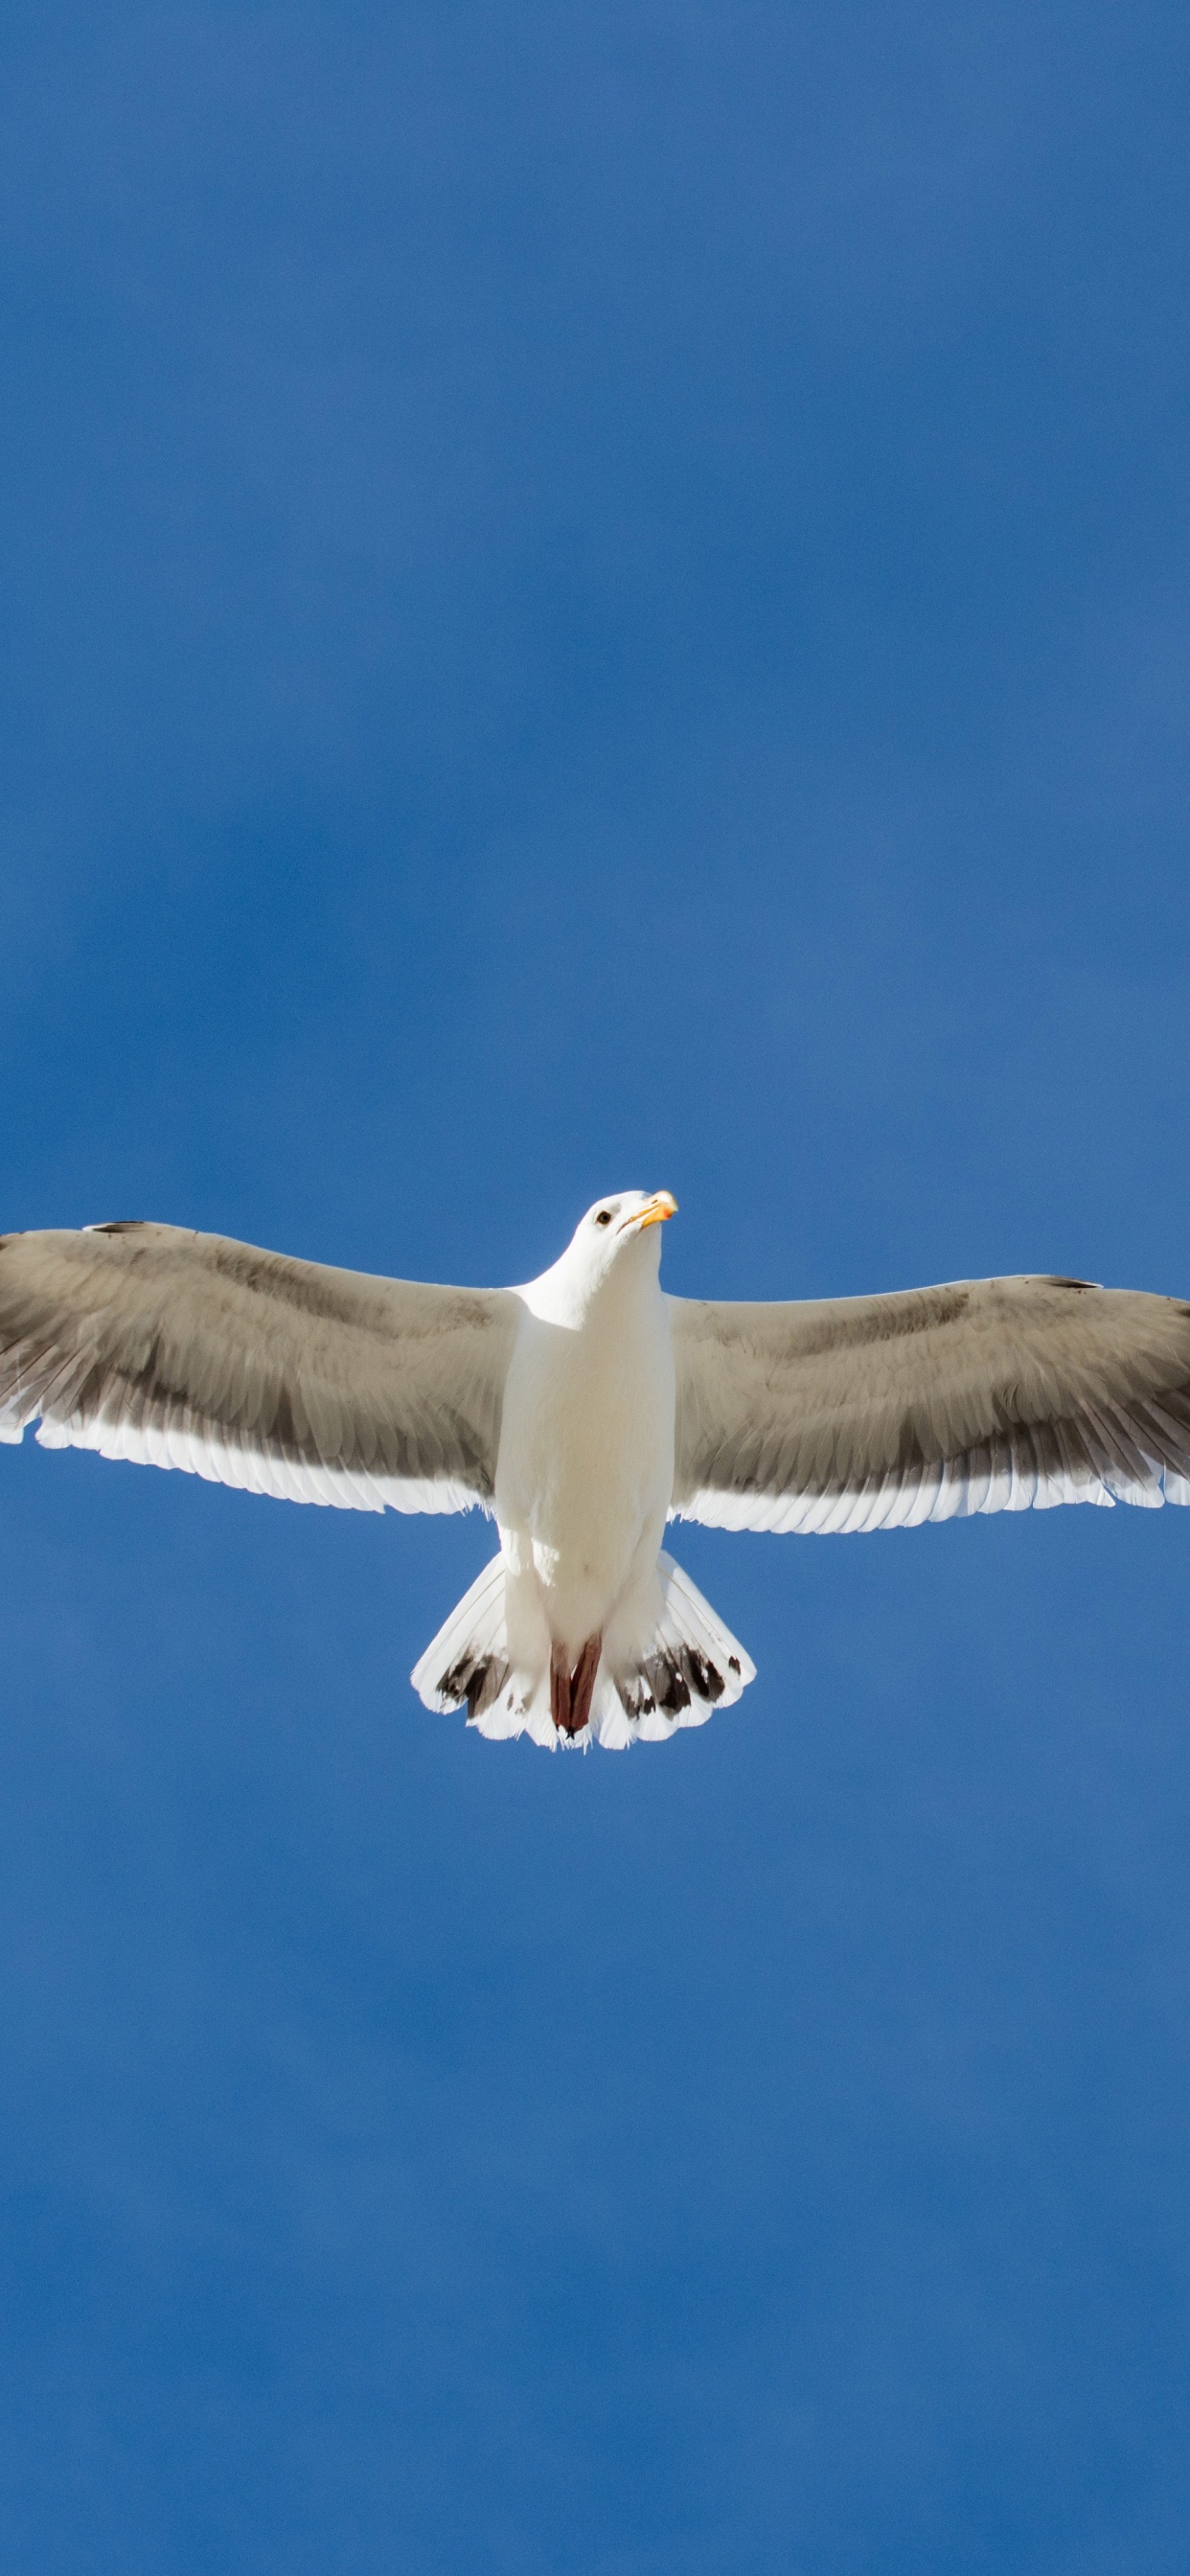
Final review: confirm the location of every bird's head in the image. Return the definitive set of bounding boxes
[564,1189,677,1290]
[522,1190,677,1325]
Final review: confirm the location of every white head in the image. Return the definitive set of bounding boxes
[527,1188,677,1322]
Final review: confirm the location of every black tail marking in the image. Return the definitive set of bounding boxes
[437,1652,511,1721]
[616,1644,725,1723]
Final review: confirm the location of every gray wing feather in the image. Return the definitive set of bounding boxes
[0,1222,519,1514]
[668,1276,1190,1532]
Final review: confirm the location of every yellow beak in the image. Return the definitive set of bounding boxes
[621,1189,678,1234]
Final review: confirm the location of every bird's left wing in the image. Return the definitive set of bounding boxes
[0,1221,520,1513]
[668,1274,1190,1532]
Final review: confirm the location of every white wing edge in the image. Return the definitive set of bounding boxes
[670,1432,1190,1537]
[0,1405,488,1517]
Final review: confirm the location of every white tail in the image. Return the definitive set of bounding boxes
[411,1550,755,1751]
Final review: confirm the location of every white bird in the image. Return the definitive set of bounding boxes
[2,1190,1190,1750]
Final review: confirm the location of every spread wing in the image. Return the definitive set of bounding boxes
[668,1275,1190,1533]
[0,1221,520,1514]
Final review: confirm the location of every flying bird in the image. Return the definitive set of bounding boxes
[2,1191,1189,1750]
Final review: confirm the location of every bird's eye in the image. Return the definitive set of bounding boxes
[595,1209,612,1227]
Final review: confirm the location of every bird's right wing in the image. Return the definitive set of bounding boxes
[0,1221,520,1513]
[669,1274,1190,1532]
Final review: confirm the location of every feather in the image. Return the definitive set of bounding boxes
[669,1276,1190,1532]
[0,1221,518,1515]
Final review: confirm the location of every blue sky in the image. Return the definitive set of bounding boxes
[1,3,1189,2568]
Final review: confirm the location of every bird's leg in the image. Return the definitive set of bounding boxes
[550,1644,574,1736]
[567,1635,602,1736]
[550,1636,603,1737]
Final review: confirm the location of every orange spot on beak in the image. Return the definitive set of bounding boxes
[620,1190,678,1235]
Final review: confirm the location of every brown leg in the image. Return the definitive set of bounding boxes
[550,1635,603,1738]
[567,1635,603,1737]
[550,1644,573,1736]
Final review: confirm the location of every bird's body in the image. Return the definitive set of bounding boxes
[496,1207,675,1689]
[3,1186,1190,1749]
[411,1187,744,1748]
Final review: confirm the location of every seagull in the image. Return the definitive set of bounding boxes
[2,1191,1189,1750]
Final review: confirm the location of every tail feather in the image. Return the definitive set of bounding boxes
[593,1552,754,1748]
[411,1550,755,1753]
[411,1555,556,1744]
[410,1555,511,1722]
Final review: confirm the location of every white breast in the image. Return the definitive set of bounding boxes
[494,1258,676,1656]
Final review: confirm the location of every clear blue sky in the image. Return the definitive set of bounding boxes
[2,5,1188,2569]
